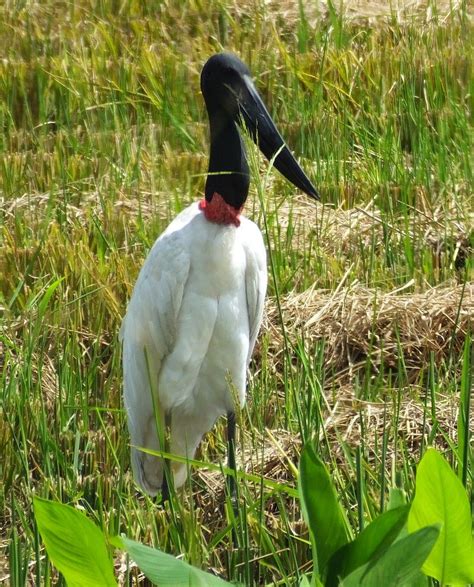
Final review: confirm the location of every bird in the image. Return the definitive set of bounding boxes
[121,52,318,498]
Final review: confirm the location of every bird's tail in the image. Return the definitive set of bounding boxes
[130,435,165,497]
[127,395,168,496]
[122,336,167,496]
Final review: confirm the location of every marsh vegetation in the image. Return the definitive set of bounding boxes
[1,1,472,584]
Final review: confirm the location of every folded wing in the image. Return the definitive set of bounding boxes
[121,231,190,495]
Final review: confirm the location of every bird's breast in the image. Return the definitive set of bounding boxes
[188,221,247,298]
[157,219,251,413]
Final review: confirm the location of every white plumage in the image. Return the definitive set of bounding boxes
[121,52,317,497]
[121,202,267,495]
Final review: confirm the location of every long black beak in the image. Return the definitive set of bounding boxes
[235,75,319,200]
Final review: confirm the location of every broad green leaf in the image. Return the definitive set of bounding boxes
[118,536,234,586]
[408,448,474,584]
[299,443,349,574]
[33,497,116,587]
[342,525,439,587]
[327,505,409,584]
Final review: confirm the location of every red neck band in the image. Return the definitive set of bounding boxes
[199,193,242,227]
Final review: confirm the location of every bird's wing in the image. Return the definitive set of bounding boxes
[120,204,199,358]
[121,230,191,360]
[120,225,191,494]
[243,220,268,364]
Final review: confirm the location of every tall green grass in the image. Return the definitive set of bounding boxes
[1,1,472,584]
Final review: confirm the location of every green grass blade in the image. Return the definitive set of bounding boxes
[458,333,472,487]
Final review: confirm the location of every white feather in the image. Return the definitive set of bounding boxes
[121,202,267,495]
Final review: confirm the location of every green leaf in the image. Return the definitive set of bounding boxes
[458,334,472,486]
[33,497,117,587]
[342,525,439,587]
[37,278,63,316]
[386,487,407,511]
[119,536,234,587]
[298,575,312,587]
[298,443,349,575]
[327,505,409,584]
[408,448,474,584]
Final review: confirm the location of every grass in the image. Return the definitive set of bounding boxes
[1,0,472,584]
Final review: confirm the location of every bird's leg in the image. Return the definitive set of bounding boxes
[227,411,238,512]
[161,469,170,504]
[160,411,172,504]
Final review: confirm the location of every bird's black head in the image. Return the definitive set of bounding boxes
[201,53,252,119]
[201,52,318,213]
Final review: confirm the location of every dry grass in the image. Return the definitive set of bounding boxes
[236,0,472,24]
[258,192,473,267]
[323,385,467,460]
[1,1,471,583]
[266,280,473,380]
[4,188,472,273]
[194,386,469,525]
[193,278,473,523]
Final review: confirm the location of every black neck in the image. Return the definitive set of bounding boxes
[205,111,249,209]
